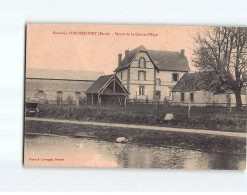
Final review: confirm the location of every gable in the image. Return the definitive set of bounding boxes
[130,51,155,69]
[86,74,129,95]
[114,45,190,73]
[101,78,127,94]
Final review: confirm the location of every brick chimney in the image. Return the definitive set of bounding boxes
[125,50,129,56]
[118,53,122,67]
[181,49,185,58]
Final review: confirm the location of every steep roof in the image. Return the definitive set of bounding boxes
[114,45,190,72]
[148,50,190,71]
[85,75,114,94]
[26,68,105,81]
[86,74,129,94]
[114,45,146,72]
[172,71,219,92]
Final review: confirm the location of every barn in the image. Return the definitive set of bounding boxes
[25,68,105,105]
[171,71,247,107]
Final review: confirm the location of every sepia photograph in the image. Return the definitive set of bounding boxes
[24,24,247,169]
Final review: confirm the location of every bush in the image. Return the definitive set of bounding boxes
[145,96,149,104]
[36,104,246,132]
[66,95,74,105]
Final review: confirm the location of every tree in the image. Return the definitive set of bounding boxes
[192,27,247,110]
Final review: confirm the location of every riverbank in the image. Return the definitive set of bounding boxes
[25,120,246,154]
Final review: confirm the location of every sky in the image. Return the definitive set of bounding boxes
[26,24,204,74]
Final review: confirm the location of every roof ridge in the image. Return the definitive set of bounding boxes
[130,45,146,52]
[26,68,104,73]
[147,49,180,53]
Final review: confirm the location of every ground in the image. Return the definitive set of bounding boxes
[25,120,246,154]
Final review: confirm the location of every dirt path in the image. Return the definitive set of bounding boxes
[25,117,246,138]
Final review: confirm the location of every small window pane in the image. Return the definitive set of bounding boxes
[190,93,194,102]
[173,74,179,82]
[139,57,146,68]
[181,93,185,102]
[156,91,161,100]
[139,86,145,95]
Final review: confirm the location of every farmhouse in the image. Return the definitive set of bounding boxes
[25,68,104,105]
[171,71,247,107]
[114,45,190,102]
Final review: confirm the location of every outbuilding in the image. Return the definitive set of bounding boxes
[25,68,104,105]
[171,71,247,107]
[85,74,129,107]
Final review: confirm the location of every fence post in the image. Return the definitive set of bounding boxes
[228,94,232,114]
[188,92,191,118]
[124,96,127,114]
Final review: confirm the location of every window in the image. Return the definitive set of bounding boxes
[139,57,146,68]
[57,91,63,94]
[172,73,179,82]
[75,92,81,95]
[120,72,123,80]
[38,90,44,101]
[190,93,194,102]
[156,78,161,85]
[139,86,145,95]
[156,91,161,100]
[181,92,185,102]
[138,71,146,80]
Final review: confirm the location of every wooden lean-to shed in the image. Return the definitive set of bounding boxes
[85,74,129,107]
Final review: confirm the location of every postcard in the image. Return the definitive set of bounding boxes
[24,24,246,169]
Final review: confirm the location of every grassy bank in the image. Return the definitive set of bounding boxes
[35,104,247,132]
[25,120,246,154]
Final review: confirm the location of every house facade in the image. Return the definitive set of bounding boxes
[25,68,104,105]
[114,45,190,102]
[171,72,247,107]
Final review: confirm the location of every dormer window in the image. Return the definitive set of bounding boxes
[138,57,146,68]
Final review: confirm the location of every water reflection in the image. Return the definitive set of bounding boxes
[24,135,246,170]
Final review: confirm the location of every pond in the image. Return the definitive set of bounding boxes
[24,135,245,170]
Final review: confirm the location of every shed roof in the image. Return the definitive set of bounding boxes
[26,68,105,81]
[86,74,114,94]
[114,45,190,72]
[86,74,129,95]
